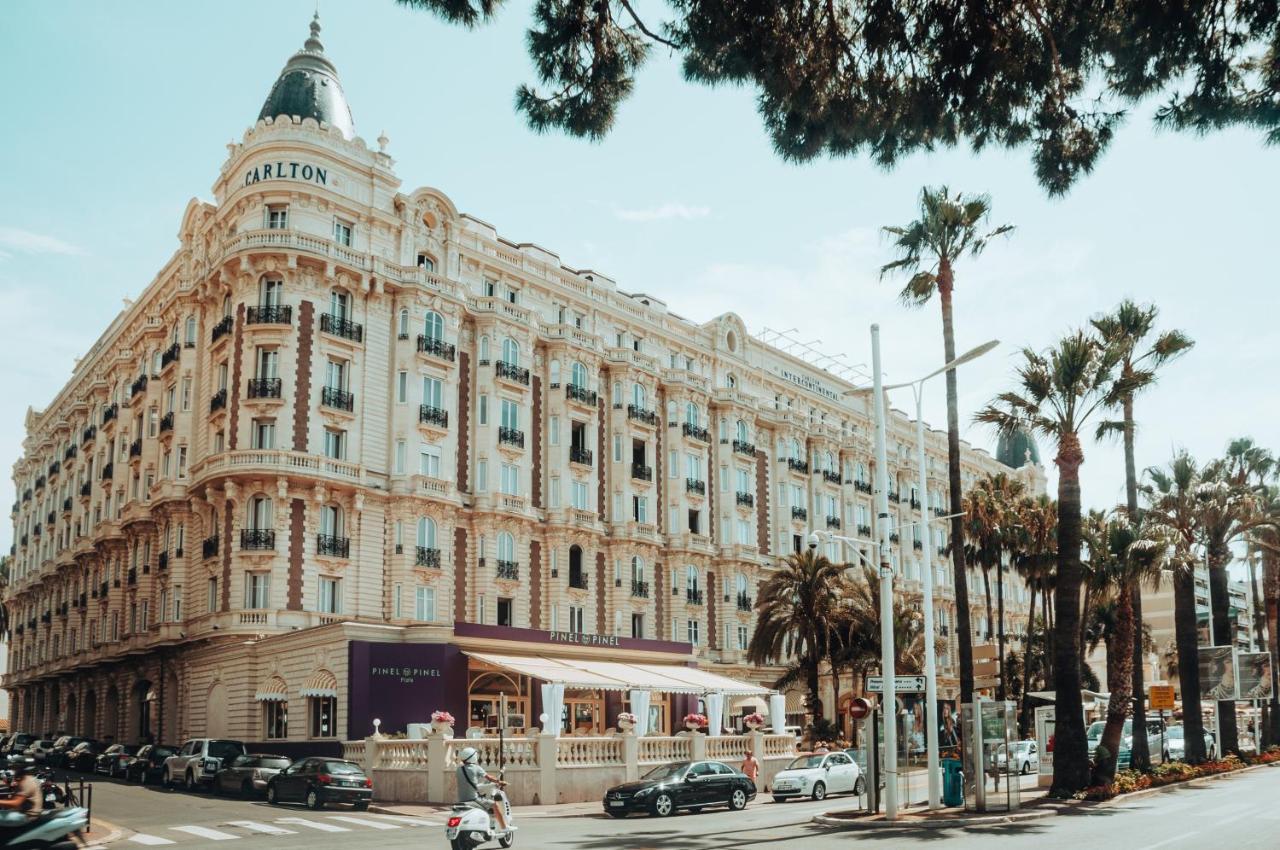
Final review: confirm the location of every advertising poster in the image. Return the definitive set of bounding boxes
[937,699,960,750]
[1237,651,1273,701]
[1199,645,1238,701]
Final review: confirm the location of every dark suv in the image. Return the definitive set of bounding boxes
[125,744,177,785]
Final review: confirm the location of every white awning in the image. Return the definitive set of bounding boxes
[629,664,769,696]
[465,652,769,696]
[465,652,633,691]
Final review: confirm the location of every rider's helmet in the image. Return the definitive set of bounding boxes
[458,747,479,765]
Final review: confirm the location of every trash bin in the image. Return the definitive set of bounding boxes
[941,758,964,807]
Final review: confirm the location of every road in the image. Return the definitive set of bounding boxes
[60,763,1280,849]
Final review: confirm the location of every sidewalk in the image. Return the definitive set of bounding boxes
[83,817,126,847]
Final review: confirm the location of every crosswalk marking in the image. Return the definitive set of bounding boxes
[325,816,400,830]
[128,835,176,846]
[274,817,350,833]
[368,814,433,827]
[224,821,297,835]
[170,826,238,841]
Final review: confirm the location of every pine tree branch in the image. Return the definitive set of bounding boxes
[617,0,678,49]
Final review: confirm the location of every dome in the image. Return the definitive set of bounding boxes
[258,14,355,140]
[996,428,1041,469]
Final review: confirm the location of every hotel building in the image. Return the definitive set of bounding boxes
[4,17,1044,750]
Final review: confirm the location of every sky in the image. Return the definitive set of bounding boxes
[2,1,1278,574]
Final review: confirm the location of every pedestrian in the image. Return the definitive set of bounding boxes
[741,750,760,789]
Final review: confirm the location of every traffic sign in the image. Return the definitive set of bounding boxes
[848,697,872,720]
[1149,684,1176,711]
[867,675,926,693]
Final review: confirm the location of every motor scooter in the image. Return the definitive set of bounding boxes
[0,805,88,849]
[444,769,514,850]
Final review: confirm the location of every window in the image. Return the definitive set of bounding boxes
[309,696,337,738]
[737,519,751,544]
[266,205,288,230]
[184,317,197,346]
[549,416,560,446]
[318,577,341,614]
[497,531,515,562]
[687,618,700,646]
[631,613,645,639]
[319,504,343,538]
[260,277,283,307]
[395,439,407,474]
[500,399,520,430]
[248,495,272,530]
[737,420,749,442]
[398,309,409,338]
[501,337,519,366]
[686,454,703,482]
[685,402,700,427]
[613,434,622,462]
[417,516,437,549]
[479,336,490,362]
[497,598,513,627]
[264,701,288,740]
[333,219,353,247]
[632,383,646,409]
[500,463,519,495]
[568,605,584,634]
[245,572,270,609]
[571,481,588,510]
[323,428,345,460]
[177,446,187,479]
[414,586,436,621]
[397,371,408,403]
[570,361,588,388]
[478,394,488,425]
[737,625,748,651]
[736,468,751,493]
[686,565,699,592]
[325,358,347,390]
[632,495,647,523]
[422,376,442,410]
[549,475,561,508]
[476,458,488,491]
[423,310,444,341]
[419,444,441,478]
[417,253,435,270]
[207,577,218,613]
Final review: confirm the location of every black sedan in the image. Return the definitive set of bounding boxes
[124,744,177,785]
[603,760,756,818]
[266,758,371,810]
[95,744,141,778]
[66,740,107,772]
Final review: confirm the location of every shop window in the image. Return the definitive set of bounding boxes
[309,696,336,738]
[497,598,513,627]
[264,701,288,739]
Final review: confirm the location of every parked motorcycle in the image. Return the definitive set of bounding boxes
[444,769,514,850]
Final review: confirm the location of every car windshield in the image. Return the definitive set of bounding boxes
[208,741,246,760]
[323,761,362,775]
[641,762,689,781]
[1086,722,1104,739]
[259,757,291,770]
[153,746,175,758]
[787,755,826,770]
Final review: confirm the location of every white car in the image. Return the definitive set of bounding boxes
[995,740,1039,775]
[770,751,864,802]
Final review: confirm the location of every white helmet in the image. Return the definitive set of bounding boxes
[458,747,479,764]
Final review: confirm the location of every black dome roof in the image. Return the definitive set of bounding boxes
[258,14,354,140]
[996,428,1041,469]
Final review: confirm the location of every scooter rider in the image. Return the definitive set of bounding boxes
[0,762,42,819]
[455,747,508,831]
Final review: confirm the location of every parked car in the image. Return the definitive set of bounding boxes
[66,740,106,773]
[1166,725,1218,761]
[47,736,91,769]
[266,758,371,810]
[165,739,247,791]
[5,734,37,756]
[124,744,177,785]
[95,744,141,778]
[214,754,292,797]
[1086,718,1167,768]
[770,752,864,802]
[602,760,756,818]
[995,740,1039,775]
[26,740,58,764]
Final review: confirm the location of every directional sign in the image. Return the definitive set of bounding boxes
[1149,684,1176,711]
[867,675,926,693]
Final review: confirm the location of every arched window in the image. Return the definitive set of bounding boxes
[632,383,646,409]
[570,361,588,388]
[417,517,436,549]
[718,418,728,442]
[398,309,409,338]
[857,462,868,483]
[736,573,748,596]
[825,451,835,472]
[479,335,490,362]
[260,277,282,307]
[736,420,748,442]
[319,504,343,537]
[685,565,699,592]
[171,324,180,346]
[221,294,231,319]
[184,316,197,346]
[790,439,801,460]
[151,349,162,374]
[726,373,737,389]
[497,532,515,562]
[685,402,699,427]
[501,337,519,366]
[247,496,272,530]
[424,310,444,341]
[611,381,622,406]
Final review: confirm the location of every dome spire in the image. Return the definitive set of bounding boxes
[305,11,323,53]
[257,11,355,140]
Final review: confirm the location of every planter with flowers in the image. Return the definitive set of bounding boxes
[616,712,638,733]
[430,710,455,736]
[683,713,709,733]
[743,712,766,731]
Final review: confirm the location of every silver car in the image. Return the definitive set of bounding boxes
[995,740,1039,774]
[213,754,292,797]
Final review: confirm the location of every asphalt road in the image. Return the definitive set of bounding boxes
[56,763,1280,850]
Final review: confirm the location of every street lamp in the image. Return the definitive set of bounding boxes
[848,334,998,812]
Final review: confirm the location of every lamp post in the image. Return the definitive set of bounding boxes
[869,324,897,819]
[849,334,998,810]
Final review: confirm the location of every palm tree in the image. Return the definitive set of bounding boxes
[1013,494,1057,734]
[1142,452,1209,763]
[976,330,1120,795]
[1224,439,1275,665]
[1092,300,1193,771]
[962,473,1026,699]
[747,549,851,723]
[1250,485,1280,747]
[838,564,934,679]
[881,186,1014,703]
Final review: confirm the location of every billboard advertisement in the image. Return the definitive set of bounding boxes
[1199,645,1238,701]
[1237,651,1273,701]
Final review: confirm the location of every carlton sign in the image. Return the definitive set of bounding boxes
[243,161,329,187]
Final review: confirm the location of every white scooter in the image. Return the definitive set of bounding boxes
[445,769,514,850]
[0,805,89,850]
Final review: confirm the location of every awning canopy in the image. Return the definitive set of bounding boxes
[301,669,339,699]
[255,676,288,702]
[465,652,769,696]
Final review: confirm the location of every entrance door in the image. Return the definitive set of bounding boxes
[564,692,602,734]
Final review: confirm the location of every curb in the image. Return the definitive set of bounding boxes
[1095,759,1280,806]
[84,818,126,846]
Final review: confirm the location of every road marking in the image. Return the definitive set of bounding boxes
[275,818,350,833]
[128,835,176,846]
[325,815,401,830]
[1142,831,1199,850]
[224,821,297,835]
[367,815,434,826]
[170,826,239,841]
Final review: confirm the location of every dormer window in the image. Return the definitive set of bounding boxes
[266,205,288,230]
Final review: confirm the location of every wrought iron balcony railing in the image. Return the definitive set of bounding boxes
[419,404,448,428]
[498,427,525,448]
[321,386,355,411]
[248,378,283,399]
[246,304,292,325]
[321,313,363,342]
[495,360,530,386]
[417,335,456,361]
[317,534,350,558]
[240,528,275,551]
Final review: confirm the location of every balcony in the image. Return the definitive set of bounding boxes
[415,546,441,568]
[159,411,174,433]
[419,404,448,428]
[211,315,233,344]
[858,524,873,537]
[240,528,276,551]
[888,491,901,503]
[570,446,593,466]
[202,535,219,559]
[321,313,363,342]
[631,462,652,482]
[826,516,841,529]
[686,588,704,606]
[496,426,525,449]
[565,383,597,406]
[414,335,456,362]
[246,304,292,325]
[82,425,96,444]
[130,375,148,398]
[62,497,72,513]
[101,463,113,481]
[128,439,143,458]
[209,389,227,413]
[732,439,756,457]
[822,470,841,485]
[158,552,168,572]
[64,445,77,461]
[682,422,710,442]
[99,581,108,597]
[248,377,283,400]
[35,475,45,491]
[630,580,650,598]
[32,523,41,537]
[786,458,809,474]
[854,481,872,494]
[316,534,350,558]
[912,539,924,551]
[737,592,753,612]
[889,532,901,544]
[627,404,657,426]
[495,360,530,386]
[102,403,118,425]
[686,478,706,496]
[321,386,354,411]
[791,506,808,521]
[160,342,182,369]
[910,497,922,510]
[496,560,520,580]
[568,571,589,591]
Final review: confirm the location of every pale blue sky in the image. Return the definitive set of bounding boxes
[2,1,1277,565]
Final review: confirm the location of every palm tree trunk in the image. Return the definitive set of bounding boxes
[1174,566,1207,763]
[997,556,1007,701]
[1097,584,1136,783]
[983,563,995,655]
[1020,585,1038,736]
[1207,542,1238,754]
[1122,395,1151,771]
[1265,549,1280,747]
[938,263,974,704]
[1051,432,1089,796]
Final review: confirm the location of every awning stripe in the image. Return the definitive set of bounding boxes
[464,652,769,696]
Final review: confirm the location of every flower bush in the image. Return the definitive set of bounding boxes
[431,710,455,725]
[1076,748,1278,801]
[743,712,766,726]
[683,713,709,728]
[616,712,638,725]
